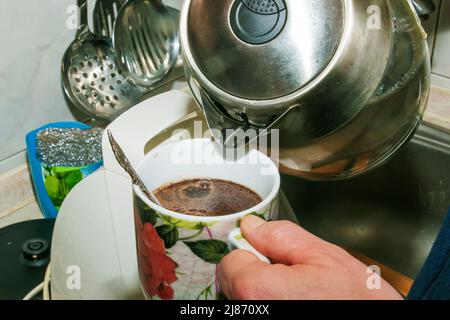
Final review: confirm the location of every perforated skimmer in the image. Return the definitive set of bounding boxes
[61,0,145,121]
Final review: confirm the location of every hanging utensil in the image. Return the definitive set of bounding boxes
[93,0,126,38]
[113,0,180,87]
[61,0,145,122]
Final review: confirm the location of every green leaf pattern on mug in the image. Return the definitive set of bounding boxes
[160,215,215,230]
[196,283,214,300]
[137,201,158,225]
[183,240,230,264]
[156,224,179,249]
[236,212,267,227]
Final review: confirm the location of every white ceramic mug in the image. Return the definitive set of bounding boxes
[133,138,280,300]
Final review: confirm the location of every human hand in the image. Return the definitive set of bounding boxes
[218,215,403,300]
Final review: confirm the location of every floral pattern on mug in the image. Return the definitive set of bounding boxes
[133,194,277,300]
[134,209,178,299]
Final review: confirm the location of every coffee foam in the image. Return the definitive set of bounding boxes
[154,179,262,216]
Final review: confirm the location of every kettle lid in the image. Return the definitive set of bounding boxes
[185,0,345,100]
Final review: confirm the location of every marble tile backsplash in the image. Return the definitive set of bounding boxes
[0,0,76,163]
[0,0,184,173]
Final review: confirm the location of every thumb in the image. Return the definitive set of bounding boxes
[240,215,325,265]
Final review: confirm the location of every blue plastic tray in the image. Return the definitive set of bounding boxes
[25,122,103,218]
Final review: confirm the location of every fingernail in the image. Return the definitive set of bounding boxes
[243,215,265,229]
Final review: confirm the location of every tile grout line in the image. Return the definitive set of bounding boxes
[0,196,37,220]
[0,163,29,181]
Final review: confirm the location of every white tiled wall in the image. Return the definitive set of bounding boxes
[0,0,184,175]
[421,0,441,53]
[431,0,450,89]
[0,0,76,173]
[432,1,450,76]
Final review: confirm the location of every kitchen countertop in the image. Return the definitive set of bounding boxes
[423,86,450,133]
[0,164,42,229]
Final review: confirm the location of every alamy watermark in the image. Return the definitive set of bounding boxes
[367,5,383,30]
[166,121,280,176]
[366,265,382,290]
[66,265,82,290]
[65,2,385,30]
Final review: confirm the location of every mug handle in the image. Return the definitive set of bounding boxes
[227,228,271,264]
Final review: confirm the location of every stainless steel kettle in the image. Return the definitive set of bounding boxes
[180,0,432,180]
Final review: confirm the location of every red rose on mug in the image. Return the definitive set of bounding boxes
[136,219,178,300]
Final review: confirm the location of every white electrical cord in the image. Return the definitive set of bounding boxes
[43,263,51,300]
[23,282,44,300]
[22,263,52,300]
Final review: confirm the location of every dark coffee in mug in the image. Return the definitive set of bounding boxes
[154,179,262,217]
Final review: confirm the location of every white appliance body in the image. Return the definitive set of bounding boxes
[51,90,298,299]
[51,91,197,299]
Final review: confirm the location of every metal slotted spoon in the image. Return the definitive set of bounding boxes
[113,0,180,87]
[61,0,145,121]
[93,0,126,38]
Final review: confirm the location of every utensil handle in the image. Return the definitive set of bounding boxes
[227,228,271,264]
[76,0,89,38]
[165,6,184,68]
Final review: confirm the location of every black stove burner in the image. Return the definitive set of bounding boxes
[0,219,55,300]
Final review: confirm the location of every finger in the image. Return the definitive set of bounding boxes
[222,258,315,300]
[218,249,266,299]
[240,215,329,265]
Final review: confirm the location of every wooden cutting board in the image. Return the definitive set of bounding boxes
[348,250,415,298]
